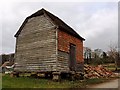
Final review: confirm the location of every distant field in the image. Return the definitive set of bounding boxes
[104,63,120,71]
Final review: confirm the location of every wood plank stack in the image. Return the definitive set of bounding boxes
[84,64,116,79]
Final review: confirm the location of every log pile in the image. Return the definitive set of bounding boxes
[84,64,116,79]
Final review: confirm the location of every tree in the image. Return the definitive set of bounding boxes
[102,52,107,59]
[94,49,103,59]
[107,43,119,70]
[84,47,92,64]
[100,51,109,64]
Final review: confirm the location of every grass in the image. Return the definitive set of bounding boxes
[103,63,120,71]
[85,78,115,85]
[85,78,104,85]
[2,63,119,88]
[0,73,2,89]
[2,74,117,88]
[2,74,85,88]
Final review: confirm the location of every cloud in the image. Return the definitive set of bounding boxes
[1,2,118,54]
[80,8,117,37]
[79,7,118,51]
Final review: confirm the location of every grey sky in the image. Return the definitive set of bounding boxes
[1,1,118,54]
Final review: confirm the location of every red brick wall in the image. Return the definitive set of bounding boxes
[58,30,84,62]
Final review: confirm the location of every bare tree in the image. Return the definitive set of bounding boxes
[107,43,118,70]
[84,47,92,64]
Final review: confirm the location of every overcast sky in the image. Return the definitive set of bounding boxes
[0,1,118,54]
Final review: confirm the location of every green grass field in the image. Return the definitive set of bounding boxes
[2,74,115,88]
[2,75,85,88]
[104,63,120,71]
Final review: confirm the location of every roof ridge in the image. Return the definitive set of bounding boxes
[14,8,85,40]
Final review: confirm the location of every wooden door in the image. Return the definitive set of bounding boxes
[69,44,76,71]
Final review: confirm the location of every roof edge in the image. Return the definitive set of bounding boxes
[14,8,85,41]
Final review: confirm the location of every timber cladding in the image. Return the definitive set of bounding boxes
[14,15,57,72]
[14,8,85,73]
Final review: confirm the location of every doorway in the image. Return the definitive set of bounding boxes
[69,44,76,71]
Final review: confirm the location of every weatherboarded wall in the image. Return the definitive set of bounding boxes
[57,30,84,72]
[57,51,69,72]
[14,15,57,72]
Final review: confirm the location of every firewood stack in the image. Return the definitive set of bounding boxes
[84,64,116,79]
